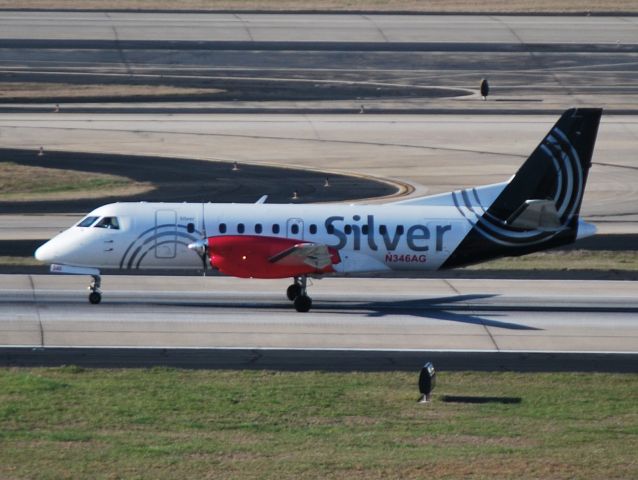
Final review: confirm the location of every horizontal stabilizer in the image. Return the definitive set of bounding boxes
[506,199,562,231]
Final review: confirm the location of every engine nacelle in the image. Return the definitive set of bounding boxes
[207,235,339,279]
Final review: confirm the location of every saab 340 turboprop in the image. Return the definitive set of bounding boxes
[35,108,601,312]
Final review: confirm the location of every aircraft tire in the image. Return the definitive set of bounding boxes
[89,292,102,304]
[287,283,302,301]
[294,294,312,313]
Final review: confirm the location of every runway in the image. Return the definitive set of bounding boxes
[2,13,638,109]
[3,13,638,235]
[3,13,637,44]
[2,275,637,355]
[1,13,637,371]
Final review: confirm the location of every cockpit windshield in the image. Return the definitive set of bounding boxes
[94,217,120,230]
[77,216,99,228]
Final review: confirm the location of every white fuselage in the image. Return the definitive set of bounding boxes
[35,201,474,275]
[31,108,602,312]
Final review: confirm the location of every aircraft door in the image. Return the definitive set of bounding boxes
[286,218,304,240]
[155,209,177,259]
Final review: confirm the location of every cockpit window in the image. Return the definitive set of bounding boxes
[77,216,99,228]
[94,217,120,230]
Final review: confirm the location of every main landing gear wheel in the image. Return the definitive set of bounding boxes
[88,274,102,305]
[286,283,302,301]
[88,291,102,304]
[294,295,312,313]
[289,276,312,312]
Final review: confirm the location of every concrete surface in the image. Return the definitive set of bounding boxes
[2,13,638,110]
[1,275,637,353]
[1,113,636,233]
[2,12,637,44]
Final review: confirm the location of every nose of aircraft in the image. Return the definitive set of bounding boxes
[34,240,56,263]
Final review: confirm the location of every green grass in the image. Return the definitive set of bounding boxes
[18,177,130,195]
[463,250,638,271]
[0,256,43,266]
[0,368,636,479]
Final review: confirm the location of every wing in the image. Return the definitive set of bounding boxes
[269,243,335,269]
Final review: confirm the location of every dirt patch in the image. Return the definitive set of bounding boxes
[302,415,380,427]
[465,249,638,271]
[412,433,537,448]
[1,0,636,12]
[0,162,153,201]
[0,83,223,101]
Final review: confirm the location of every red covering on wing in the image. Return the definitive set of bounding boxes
[207,235,340,279]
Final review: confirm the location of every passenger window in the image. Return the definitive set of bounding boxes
[309,224,317,235]
[94,217,120,230]
[238,223,245,234]
[291,224,299,235]
[362,225,369,235]
[344,225,352,235]
[77,216,99,228]
[255,224,263,234]
[272,224,280,234]
[187,223,195,234]
[219,223,227,234]
[327,224,334,234]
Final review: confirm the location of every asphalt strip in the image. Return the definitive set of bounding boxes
[0,347,635,373]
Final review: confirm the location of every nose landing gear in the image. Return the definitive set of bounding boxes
[287,276,312,312]
[49,264,103,305]
[88,274,102,304]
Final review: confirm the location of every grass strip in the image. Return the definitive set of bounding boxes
[463,249,638,271]
[0,257,43,266]
[1,0,637,13]
[0,368,636,479]
[0,83,223,101]
[0,162,152,201]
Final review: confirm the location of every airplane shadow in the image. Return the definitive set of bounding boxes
[159,293,542,331]
[322,294,541,331]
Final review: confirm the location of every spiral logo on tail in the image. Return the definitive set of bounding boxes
[452,127,582,247]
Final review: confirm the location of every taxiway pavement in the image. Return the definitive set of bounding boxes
[1,275,637,355]
[3,13,637,44]
[2,113,636,235]
[1,13,636,372]
[2,13,638,110]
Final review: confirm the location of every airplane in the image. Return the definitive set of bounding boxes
[35,108,602,312]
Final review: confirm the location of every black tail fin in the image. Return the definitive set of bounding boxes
[488,108,601,227]
[444,108,602,268]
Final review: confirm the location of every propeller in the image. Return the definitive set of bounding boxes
[188,238,209,276]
